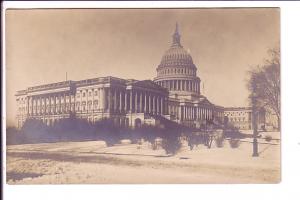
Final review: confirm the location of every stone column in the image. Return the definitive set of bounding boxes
[54,94,58,114]
[113,89,117,112]
[130,90,133,112]
[186,80,188,91]
[185,81,188,91]
[65,93,67,114]
[31,96,35,115]
[174,80,176,90]
[160,97,163,115]
[125,91,128,112]
[186,81,189,91]
[119,91,122,112]
[36,97,39,115]
[40,97,42,115]
[107,89,111,112]
[152,95,156,114]
[135,91,138,113]
[144,93,147,113]
[187,107,189,120]
[140,92,143,113]
[155,96,157,114]
[186,107,188,120]
[192,107,195,120]
[149,95,152,114]
[53,95,56,114]
[207,108,210,119]
[173,80,175,90]
[208,109,210,120]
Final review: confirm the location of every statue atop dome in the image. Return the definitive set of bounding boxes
[172,22,182,47]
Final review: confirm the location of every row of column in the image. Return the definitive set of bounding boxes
[27,92,75,116]
[106,88,167,115]
[156,79,200,93]
[179,106,213,121]
[158,67,196,76]
[24,88,168,116]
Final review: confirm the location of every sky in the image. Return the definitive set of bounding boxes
[5,8,280,126]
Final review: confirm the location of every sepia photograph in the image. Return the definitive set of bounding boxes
[5,8,280,184]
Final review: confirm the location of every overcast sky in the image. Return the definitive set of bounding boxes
[5,8,280,126]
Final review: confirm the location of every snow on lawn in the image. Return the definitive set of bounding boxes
[6,139,280,184]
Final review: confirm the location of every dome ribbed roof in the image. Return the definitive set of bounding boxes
[159,46,195,68]
[158,23,195,69]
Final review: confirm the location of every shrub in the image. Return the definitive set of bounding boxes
[229,138,240,148]
[6,127,22,145]
[162,137,182,155]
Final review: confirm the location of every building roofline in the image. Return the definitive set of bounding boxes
[224,106,252,111]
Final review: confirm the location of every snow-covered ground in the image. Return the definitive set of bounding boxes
[6,135,280,184]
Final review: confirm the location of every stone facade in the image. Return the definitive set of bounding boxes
[224,107,266,130]
[16,77,168,129]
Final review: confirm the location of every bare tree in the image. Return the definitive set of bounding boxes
[248,48,280,130]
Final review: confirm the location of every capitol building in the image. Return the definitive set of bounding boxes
[15,24,224,129]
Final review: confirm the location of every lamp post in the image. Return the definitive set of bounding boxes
[252,76,259,157]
